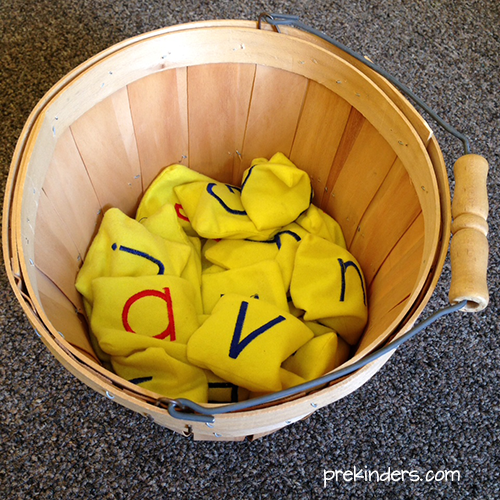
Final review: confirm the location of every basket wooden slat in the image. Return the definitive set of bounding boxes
[358,216,424,354]
[350,158,422,284]
[324,112,398,247]
[43,128,102,258]
[289,80,352,197]
[237,65,309,173]
[35,191,82,308]
[70,87,143,216]
[368,213,425,310]
[36,268,97,361]
[266,22,435,148]
[187,63,256,184]
[128,68,190,189]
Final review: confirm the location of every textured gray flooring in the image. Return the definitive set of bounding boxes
[1,1,499,498]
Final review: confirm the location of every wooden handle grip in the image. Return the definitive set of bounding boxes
[449,154,489,312]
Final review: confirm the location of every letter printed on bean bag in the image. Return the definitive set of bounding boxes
[204,226,303,290]
[205,371,250,403]
[141,202,203,313]
[91,275,200,346]
[175,181,277,240]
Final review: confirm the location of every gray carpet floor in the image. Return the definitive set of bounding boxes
[1,1,498,498]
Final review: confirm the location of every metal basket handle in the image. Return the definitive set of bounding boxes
[157,300,467,423]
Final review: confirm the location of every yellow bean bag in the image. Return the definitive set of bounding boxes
[175,181,277,240]
[248,368,307,398]
[296,204,347,248]
[201,260,289,314]
[203,225,303,290]
[240,152,312,230]
[89,274,207,401]
[75,208,190,308]
[112,347,208,402]
[205,371,250,403]
[91,275,200,345]
[204,238,279,270]
[282,332,351,381]
[136,163,214,236]
[290,234,368,345]
[141,202,203,313]
[187,294,313,392]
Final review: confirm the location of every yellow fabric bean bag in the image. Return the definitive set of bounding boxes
[97,327,190,361]
[175,181,277,240]
[296,204,347,248]
[303,320,334,337]
[201,260,289,314]
[89,274,207,401]
[187,294,313,393]
[279,368,307,390]
[287,298,305,318]
[202,264,226,275]
[282,332,351,381]
[240,152,312,230]
[112,347,208,402]
[75,208,191,308]
[200,239,220,271]
[136,163,214,236]
[141,202,203,313]
[273,227,303,290]
[205,371,250,403]
[203,226,303,290]
[290,234,368,345]
[91,275,200,345]
[248,368,307,398]
[204,238,279,270]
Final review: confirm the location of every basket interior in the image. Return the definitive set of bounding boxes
[16,25,446,391]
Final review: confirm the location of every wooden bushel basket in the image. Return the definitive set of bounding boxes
[3,19,489,441]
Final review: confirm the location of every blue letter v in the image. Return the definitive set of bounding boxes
[228,301,286,360]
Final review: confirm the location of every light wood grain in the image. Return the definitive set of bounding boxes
[36,268,98,361]
[239,65,308,171]
[356,214,425,355]
[43,128,102,258]
[290,80,352,200]
[187,63,256,184]
[128,67,189,189]
[449,154,489,311]
[324,118,397,247]
[34,189,82,308]
[70,87,143,216]
[349,158,422,285]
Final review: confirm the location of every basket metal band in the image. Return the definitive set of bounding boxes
[258,13,472,155]
[158,300,467,423]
